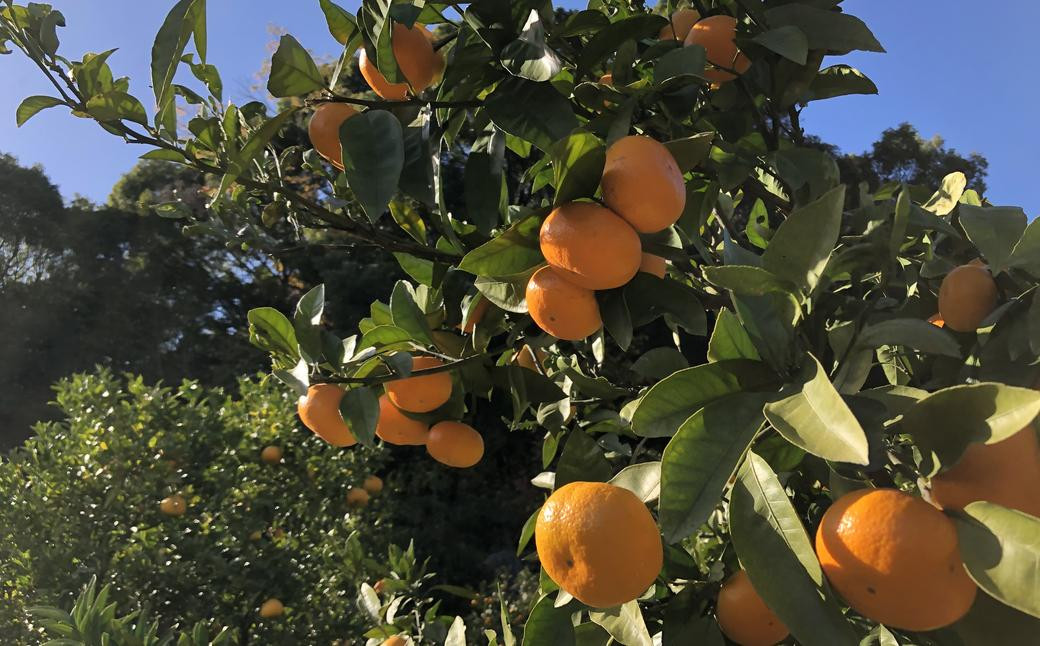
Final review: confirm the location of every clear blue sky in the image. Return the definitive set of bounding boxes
[1,1,1036,214]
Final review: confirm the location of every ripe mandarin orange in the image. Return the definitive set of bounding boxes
[526,266,602,341]
[659,7,701,40]
[815,488,977,631]
[536,481,663,608]
[639,253,667,278]
[461,297,491,334]
[363,474,384,495]
[716,569,789,646]
[359,23,437,100]
[426,421,484,468]
[346,487,370,508]
[308,103,358,170]
[602,135,686,234]
[938,264,999,332]
[385,356,453,413]
[159,494,186,517]
[422,27,446,85]
[259,598,284,618]
[684,15,751,83]
[375,395,430,446]
[930,426,1040,517]
[382,637,408,646]
[298,384,358,447]
[260,445,283,464]
[539,201,642,290]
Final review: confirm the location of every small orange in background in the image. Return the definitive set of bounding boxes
[513,345,548,372]
[716,569,789,646]
[159,494,186,517]
[307,103,358,170]
[639,253,667,278]
[599,72,613,85]
[373,578,387,594]
[928,313,945,328]
[602,135,686,234]
[938,263,999,332]
[363,474,384,495]
[259,598,284,618]
[375,395,430,446]
[535,481,663,608]
[539,201,642,290]
[426,421,484,468]
[815,488,976,631]
[684,15,751,83]
[346,487,370,508]
[298,384,357,447]
[359,23,437,100]
[260,445,283,464]
[385,356,453,413]
[381,636,409,646]
[930,426,1040,517]
[460,297,490,334]
[526,266,602,341]
[658,7,701,41]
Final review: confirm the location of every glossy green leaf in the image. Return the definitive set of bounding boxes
[730,452,859,646]
[318,0,360,46]
[501,9,561,82]
[555,429,613,489]
[464,150,507,235]
[522,595,575,646]
[1008,217,1040,276]
[762,185,845,294]
[339,386,378,448]
[752,25,808,64]
[622,273,707,336]
[707,308,759,362]
[923,171,967,215]
[956,502,1040,619]
[631,348,688,381]
[550,132,606,205]
[660,394,768,542]
[247,307,298,359]
[486,78,578,153]
[763,353,869,465]
[459,215,544,278]
[901,383,1040,476]
[954,587,1040,646]
[267,34,325,97]
[357,325,412,351]
[151,0,203,112]
[599,288,633,351]
[806,65,878,102]
[764,4,884,54]
[389,281,434,346]
[654,45,706,86]
[704,265,796,296]
[664,132,714,173]
[389,199,427,245]
[609,462,661,503]
[856,318,961,358]
[85,91,148,125]
[959,205,1028,274]
[632,360,777,438]
[339,110,404,222]
[15,96,64,127]
[588,601,652,646]
[517,506,540,556]
[578,14,667,73]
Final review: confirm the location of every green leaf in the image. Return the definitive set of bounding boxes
[763,353,870,465]
[151,0,203,114]
[588,602,652,646]
[622,273,707,336]
[555,429,613,489]
[1008,217,1040,276]
[339,386,379,448]
[764,4,885,54]
[501,9,562,82]
[267,34,325,97]
[389,281,434,346]
[340,110,405,222]
[295,284,325,324]
[140,148,187,162]
[631,348,689,381]
[393,253,433,287]
[807,65,878,102]
[632,360,777,438]
[85,91,148,125]
[664,132,714,173]
[486,78,579,153]
[475,273,532,314]
[445,616,467,646]
[730,452,859,646]
[458,215,544,277]
[15,96,64,127]
[550,132,606,205]
[578,14,667,73]
[660,394,768,542]
[956,502,1040,619]
[599,289,633,351]
[388,199,427,244]
[762,185,845,294]
[465,149,507,234]
[959,205,1028,274]
[654,45,707,87]
[731,290,800,375]
[609,462,661,503]
[38,9,66,56]
[954,587,1040,645]
[708,308,760,362]
[358,325,412,351]
[923,171,967,215]
[247,307,299,359]
[318,0,360,46]
[855,318,961,357]
[752,25,808,64]
[517,506,540,556]
[704,265,796,296]
[522,596,575,646]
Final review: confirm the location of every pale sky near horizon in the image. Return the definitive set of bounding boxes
[0,1,1036,215]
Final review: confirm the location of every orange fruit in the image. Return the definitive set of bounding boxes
[513,345,547,372]
[639,253,667,278]
[307,103,358,170]
[298,384,358,447]
[526,266,602,341]
[930,426,1040,517]
[159,494,186,517]
[422,28,446,85]
[684,15,751,83]
[461,297,491,334]
[539,201,642,289]
[346,487,370,508]
[385,356,453,413]
[928,313,945,328]
[599,72,613,85]
[535,481,663,608]
[381,637,408,646]
[938,264,999,332]
[658,7,701,41]
[359,23,437,100]
[426,421,484,468]
[815,488,977,631]
[602,135,686,234]
[716,570,789,646]
[373,578,387,594]
[260,445,283,464]
[363,474,384,495]
[259,598,284,618]
[375,395,430,445]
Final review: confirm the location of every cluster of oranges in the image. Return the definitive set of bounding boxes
[526,135,684,341]
[298,355,485,469]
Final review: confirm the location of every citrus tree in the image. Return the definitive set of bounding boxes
[4,1,1040,645]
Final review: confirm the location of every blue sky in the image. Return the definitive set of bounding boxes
[1,1,1036,214]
